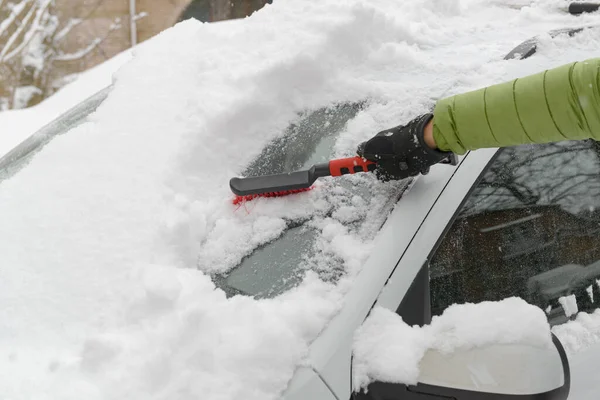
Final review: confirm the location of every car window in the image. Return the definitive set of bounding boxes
[430,140,600,326]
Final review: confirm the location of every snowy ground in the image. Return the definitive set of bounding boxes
[2,0,600,399]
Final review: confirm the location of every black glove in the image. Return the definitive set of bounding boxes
[357,113,455,181]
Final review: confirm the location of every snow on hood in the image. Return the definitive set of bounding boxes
[1,0,599,399]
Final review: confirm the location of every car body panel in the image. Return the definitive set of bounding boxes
[418,342,565,394]
[375,148,499,311]
[282,367,337,400]
[568,346,600,399]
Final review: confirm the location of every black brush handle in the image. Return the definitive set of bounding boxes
[229,157,376,196]
[230,169,315,196]
[568,2,600,14]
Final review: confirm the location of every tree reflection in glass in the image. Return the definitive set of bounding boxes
[431,140,600,326]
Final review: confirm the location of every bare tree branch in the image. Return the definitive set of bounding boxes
[1,0,131,109]
[2,0,53,63]
[53,17,82,44]
[466,141,600,216]
[553,180,600,203]
[0,0,33,38]
[133,11,148,22]
[54,18,121,62]
[0,0,37,61]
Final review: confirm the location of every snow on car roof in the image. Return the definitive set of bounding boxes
[1,0,599,399]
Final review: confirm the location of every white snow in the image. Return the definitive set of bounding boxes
[553,309,600,354]
[1,0,600,399]
[352,298,553,389]
[559,294,579,318]
[553,310,600,399]
[11,85,42,109]
[0,49,132,157]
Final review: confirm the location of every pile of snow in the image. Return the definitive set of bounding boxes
[352,298,553,389]
[1,0,600,399]
[556,310,600,399]
[553,309,600,354]
[558,294,579,318]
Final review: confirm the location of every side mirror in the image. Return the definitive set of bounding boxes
[354,335,571,400]
[353,299,571,400]
[418,333,569,398]
[354,333,570,400]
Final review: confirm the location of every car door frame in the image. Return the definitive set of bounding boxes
[374,147,499,314]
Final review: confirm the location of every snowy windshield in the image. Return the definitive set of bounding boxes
[213,103,407,298]
[1,93,405,301]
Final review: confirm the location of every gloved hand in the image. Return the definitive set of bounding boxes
[357,113,455,181]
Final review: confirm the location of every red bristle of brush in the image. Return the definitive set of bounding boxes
[232,187,313,205]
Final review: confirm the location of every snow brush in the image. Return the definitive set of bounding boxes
[230,156,376,204]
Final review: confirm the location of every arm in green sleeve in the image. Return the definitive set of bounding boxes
[433,58,600,155]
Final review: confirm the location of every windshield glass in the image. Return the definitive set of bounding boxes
[214,103,409,298]
[0,87,110,183]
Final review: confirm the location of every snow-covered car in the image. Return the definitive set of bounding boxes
[2,5,599,400]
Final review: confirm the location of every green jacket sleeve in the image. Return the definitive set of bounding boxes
[433,58,600,155]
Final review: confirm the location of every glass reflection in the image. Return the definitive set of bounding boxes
[431,140,600,326]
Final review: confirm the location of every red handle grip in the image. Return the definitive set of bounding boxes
[329,156,376,177]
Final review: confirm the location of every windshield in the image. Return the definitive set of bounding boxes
[1,93,406,300]
[0,87,110,183]
[214,103,409,298]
